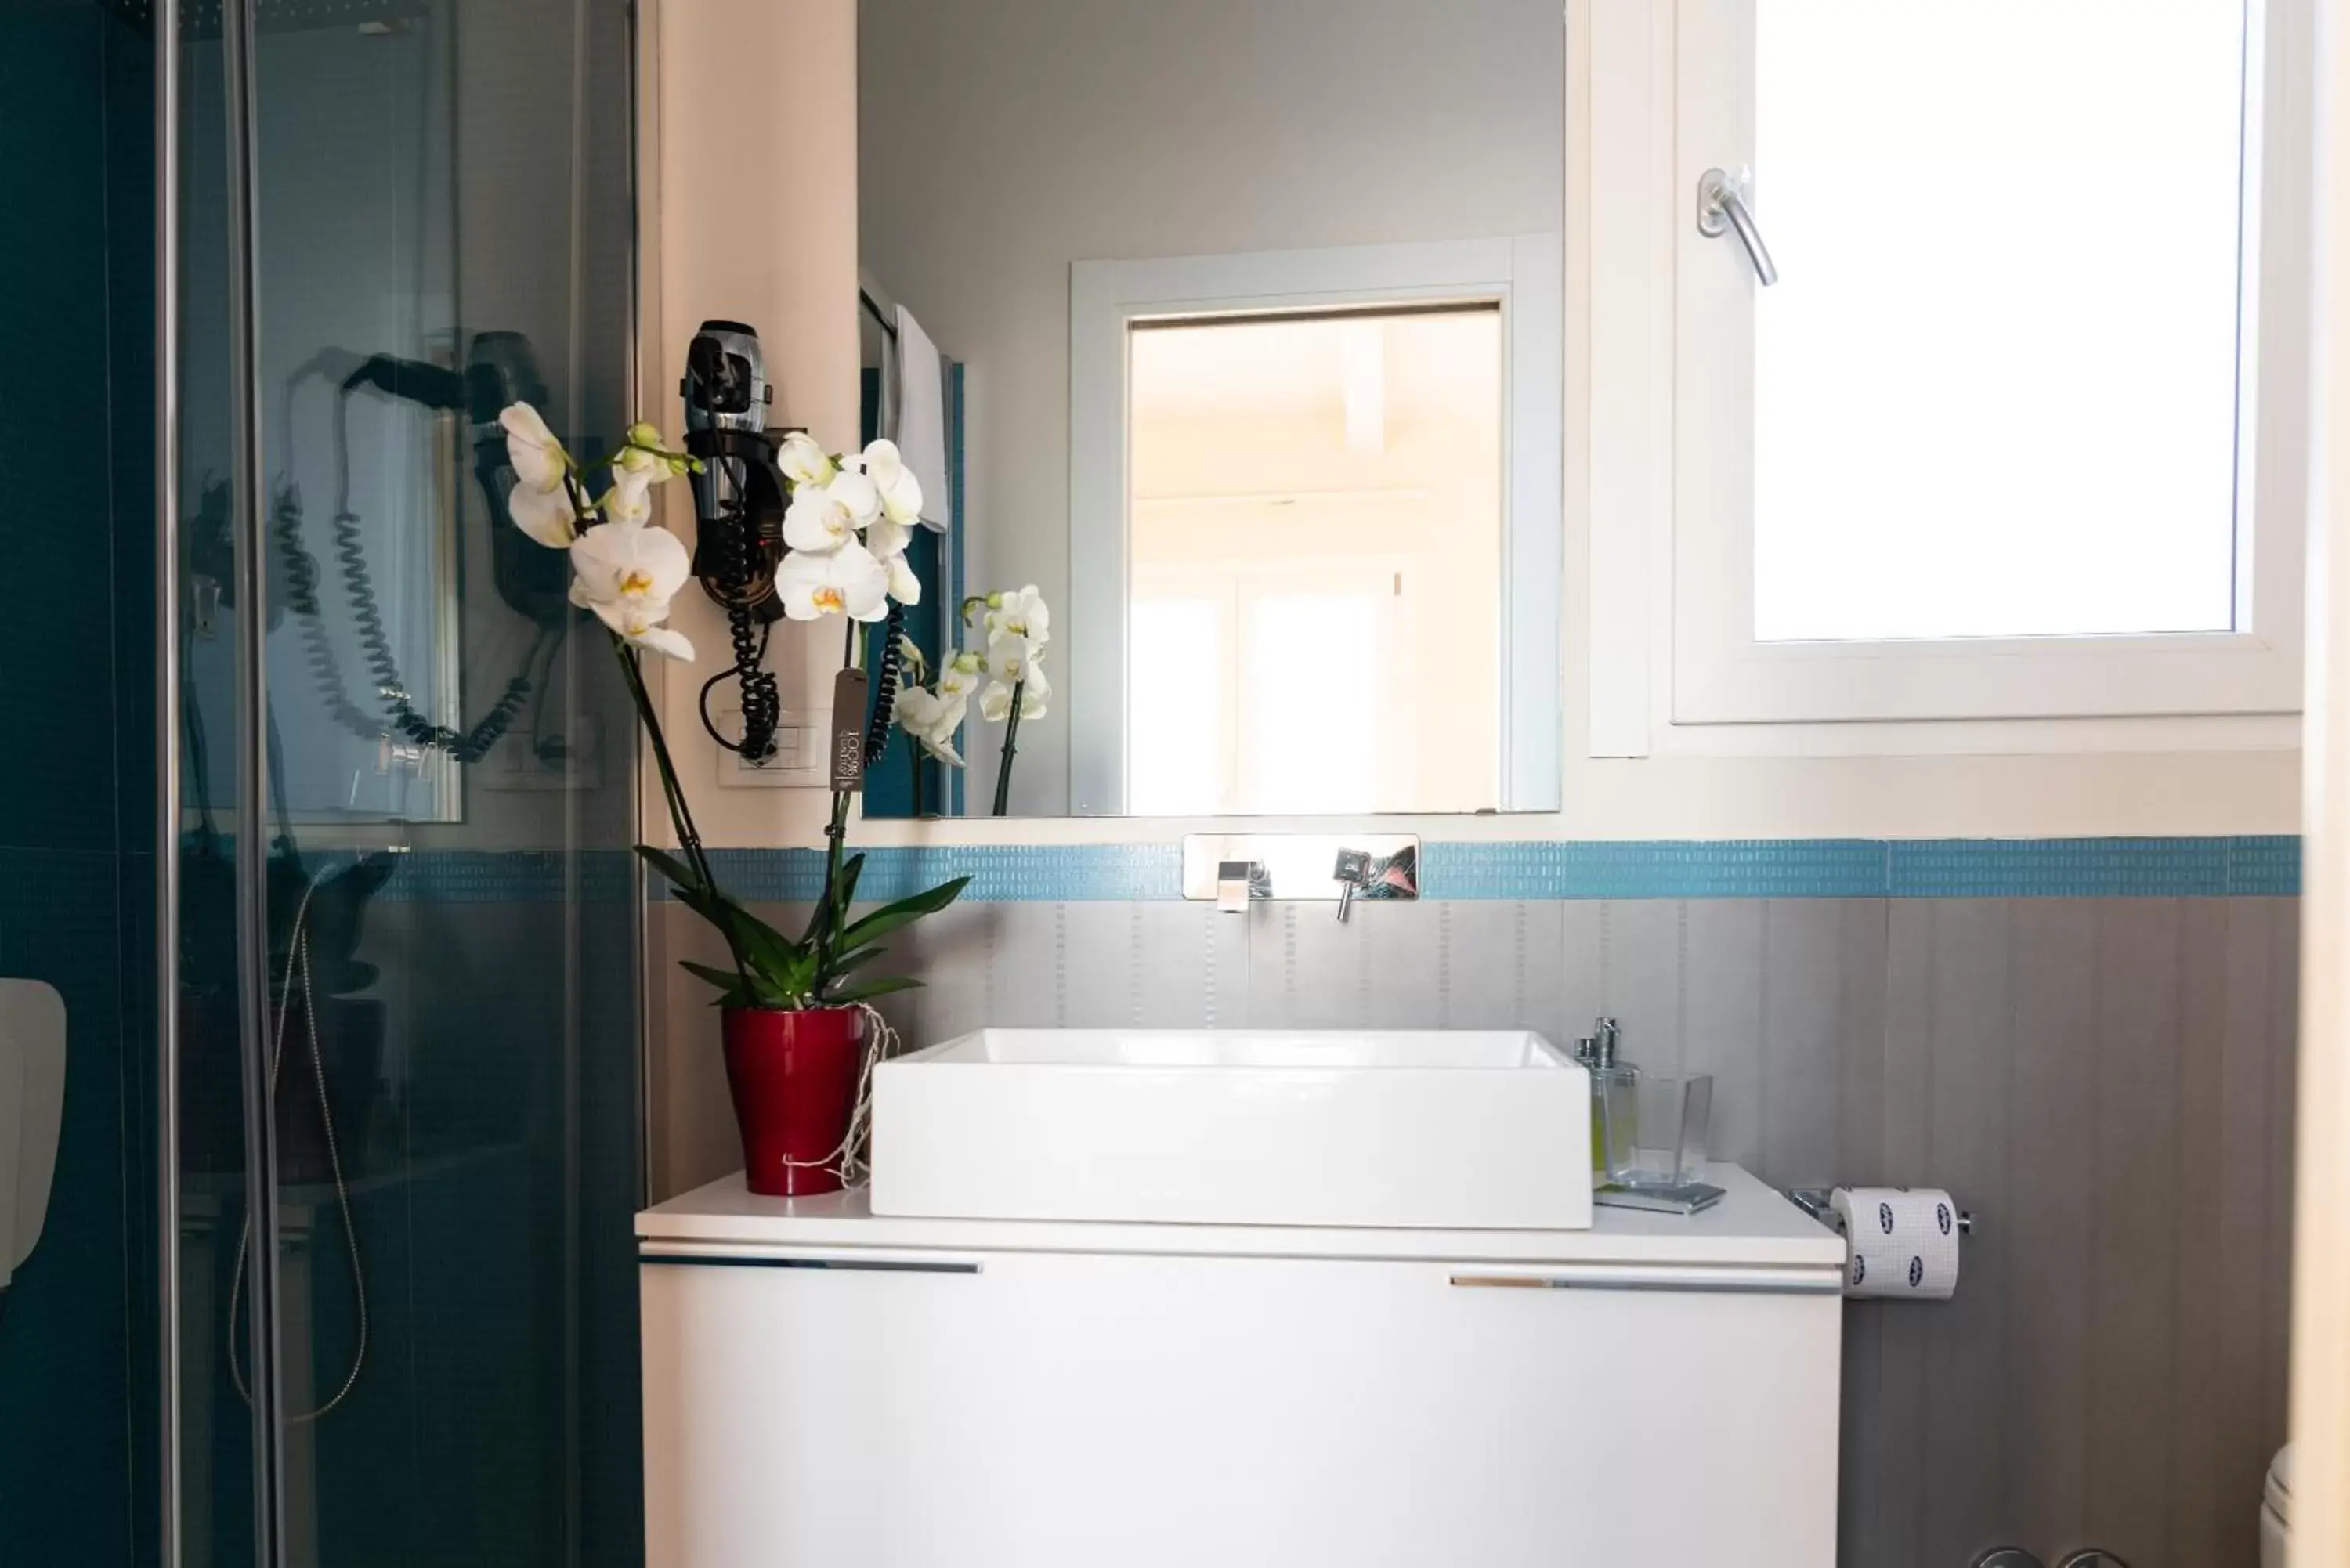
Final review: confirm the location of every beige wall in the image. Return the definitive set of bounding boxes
[642,0,862,854]
[639,0,863,1129]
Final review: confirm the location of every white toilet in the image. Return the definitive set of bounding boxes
[2261,1445,2292,1568]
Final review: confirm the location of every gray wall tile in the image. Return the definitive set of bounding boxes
[2085,901,2187,1563]
[1435,901,1532,1031]
[1918,900,2014,1568]
[1596,899,1685,1069]
[2004,899,2102,1557]
[1681,899,1766,1169]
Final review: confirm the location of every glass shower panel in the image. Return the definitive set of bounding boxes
[168,0,643,1565]
[169,2,268,1563]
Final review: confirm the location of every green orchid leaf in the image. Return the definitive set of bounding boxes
[780,949,821,999]
[678,959,748,999]
[797,851,867,949]
[635,844,706,898]
[824,975,924,1006]
[827,945,888,979]
[837,876,971,952]
[728,905,812,980]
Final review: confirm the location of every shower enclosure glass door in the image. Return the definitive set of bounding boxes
[164,2,644,1566]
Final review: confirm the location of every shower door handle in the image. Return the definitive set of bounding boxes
[1697,166,1780,286]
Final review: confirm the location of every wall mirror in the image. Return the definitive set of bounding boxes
[856,0,1564,818]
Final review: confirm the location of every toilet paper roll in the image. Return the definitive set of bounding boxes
[1831,1187,1961,1299]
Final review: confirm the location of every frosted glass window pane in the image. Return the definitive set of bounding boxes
[1128,597,1225,815]
[1753,1,2247,642]
[1242,592,1376,815]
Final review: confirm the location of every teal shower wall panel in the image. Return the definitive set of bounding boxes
[0,847,134,1565]
[0,0,126,855]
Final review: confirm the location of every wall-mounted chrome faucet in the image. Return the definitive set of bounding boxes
[1215,859,1270,914]
[1332,845,1419,922]
[1183,835,1419,919]
[1332,849,1372,922]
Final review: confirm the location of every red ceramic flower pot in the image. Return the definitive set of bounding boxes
[722,1005,866,1197]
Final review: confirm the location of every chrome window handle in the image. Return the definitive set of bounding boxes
[1697,166,1780,287]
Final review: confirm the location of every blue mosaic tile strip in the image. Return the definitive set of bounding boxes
[2226,836,2303,897]
[175,844,642,904]
[1423,840,1889,900]
[1888,838,2230,899]
[154,838,2301,905]
[676,843,1188,903]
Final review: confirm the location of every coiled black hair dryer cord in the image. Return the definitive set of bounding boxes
[696,508,783,762]
[863,602,907,768]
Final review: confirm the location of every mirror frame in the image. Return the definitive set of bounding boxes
[1065,237,1563,816]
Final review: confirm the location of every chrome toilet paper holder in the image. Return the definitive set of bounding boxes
[1787,1186,1975,1237]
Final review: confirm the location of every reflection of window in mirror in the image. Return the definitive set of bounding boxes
[1126,309,1502,815]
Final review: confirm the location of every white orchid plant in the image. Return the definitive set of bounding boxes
[890,583,1052,817]
[499,403,966,1011]
[775,430,927,620]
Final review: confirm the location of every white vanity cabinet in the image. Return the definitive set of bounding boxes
[640,1165,1843,1568]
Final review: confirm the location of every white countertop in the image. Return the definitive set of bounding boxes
[638,1162,1846,1270]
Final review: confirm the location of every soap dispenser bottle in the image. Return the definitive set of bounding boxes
[1577,1016,1640,1180]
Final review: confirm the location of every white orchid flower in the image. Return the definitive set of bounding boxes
[602,468,656,528]
[570,518,690,610]
[509,479,582,547]
[866,517,922,605]
[980,662,1050,722]
[867,516,913,560]
[500,403,568,489]
[776,539,890,621]
[567,522,696,659]
[935,650,984,702]
[588,597,695,661]
[985,632,1044,686]
[896,634,931,681]
[979,636,1049,721]
[862,438,926,527]
[825,468,882,530]
[501,403,579,547]
[782,487,859,553]
[884,553,921,605]
[777,430,837,490]
[982,584,1050,649]
[893,685,968,766]
[895,685,945,735]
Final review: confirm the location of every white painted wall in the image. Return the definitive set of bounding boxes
[2290,0,2350,1550]
[859,0,1565,815]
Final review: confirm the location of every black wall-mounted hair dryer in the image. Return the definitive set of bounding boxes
[681,320,790,762]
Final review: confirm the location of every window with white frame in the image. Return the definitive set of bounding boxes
[1604,0,2312,735]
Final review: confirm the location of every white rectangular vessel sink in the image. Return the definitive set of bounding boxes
[870,1028,1592,1230]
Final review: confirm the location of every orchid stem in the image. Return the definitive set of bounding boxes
[815,789,852,1001]
[616,638,750,984]
[992,681,1024,818]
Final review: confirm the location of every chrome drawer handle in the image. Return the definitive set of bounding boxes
[642,1253,981,1275]
[1449,1272,1838,1296]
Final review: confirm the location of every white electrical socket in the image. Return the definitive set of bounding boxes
[480,714,604,792]
[715,706,833,788]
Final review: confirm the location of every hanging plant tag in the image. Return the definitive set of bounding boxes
[830,668,870,791]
